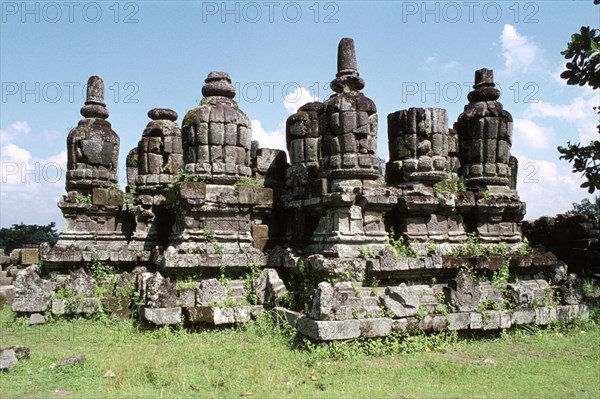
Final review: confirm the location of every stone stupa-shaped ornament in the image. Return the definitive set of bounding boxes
[65,76,120,193]
[181,72,253,184]
[455,68,514,188]
[321,38,379,181]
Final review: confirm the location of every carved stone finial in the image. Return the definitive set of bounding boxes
[467,68,500,102]
[201,71,236,99]
[80,76,109,119]
[148,108,178,121]
[331,38,365,93]
[337,37,357,74]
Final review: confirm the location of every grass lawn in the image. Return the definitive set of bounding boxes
[1,307,599,399]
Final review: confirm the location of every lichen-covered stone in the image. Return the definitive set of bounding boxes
[145,273,177,308]
[382,283,420,317]
[196,278,227,306]
[447,272,481,312]
[142,307,181,325]
[63,268,96,297]
[252,268,287,306]
[11,266,54,313]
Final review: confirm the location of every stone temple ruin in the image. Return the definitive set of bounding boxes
[7,38,589,340]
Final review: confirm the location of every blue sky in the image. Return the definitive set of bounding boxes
[1,0,599,228]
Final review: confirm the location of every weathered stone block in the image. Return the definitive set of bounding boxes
[447,272,481,312]
[251,224,269,251]
[20,249,39,265]
[186,306,235,325]
[92,188,109,206]
[142,307,182,325]
[177,289,196,308]
[196,278,227,306]
[359,318,392,338]
[482,310,501,330]
[178,182,206,199]
[447,312,470,330]
[383,283,420,317]
[0,349,18,372]
[29,313,46,325]
[297,317,361,341]
[146,273,177,308]
[255,188,273,206]
[11,297,50,313]
[51,297,100,315]
[511,309,535,325]
[64,268,96,297]
[535,307,557,325]
[238,184,254,204]
[253,268,287,306]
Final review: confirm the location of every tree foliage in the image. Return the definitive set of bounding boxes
[557,0,600,193]
[567,196,600,218]
[0,222,59,254]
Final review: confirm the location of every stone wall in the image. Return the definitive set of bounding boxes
[523,214,600,276]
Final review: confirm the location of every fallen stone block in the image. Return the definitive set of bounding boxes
[7,346,30,360]
[382,283,420,318]
[186,306,252,325]
[196,279,227,306]
[447,312,470,330]
[177,288,196,308]
[274,307,303,328]
[52,355,85,369]
[481,310,500,330]
[511,309,535,325]
[29,313,46,325]
[51,298,100,316]
[296,317,360,341]
[142,307,182,325]
[20,248,39,265]
[146,273,178,308]
[448,272,481,312]
[359,318,392,338]
[12,297,50,313]
[0,349,18,372]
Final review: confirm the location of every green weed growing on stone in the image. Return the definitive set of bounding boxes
[244,260,262,305]
[233,177,263,199]
[74,193,92,204]
[491,260,511,289]
[517,237,531,256]
[87,260,115,282]
[433,174,466,194]
[389,228,418,258]
[358,245,372,260]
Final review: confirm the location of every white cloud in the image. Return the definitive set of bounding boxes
[513,118,553,149]
[442,60,459,72]
[524,91,598,142]
[515,154,595,220]
[251,86,320,155]
[0,120,31,145]
[0,121,66,228]
[283,87,318,114]
[499,24,542,75]
[250,119,287,153]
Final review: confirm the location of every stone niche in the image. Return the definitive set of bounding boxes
[32,38,587,341]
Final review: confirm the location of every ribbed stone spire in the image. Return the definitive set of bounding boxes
[331,38,365,93]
